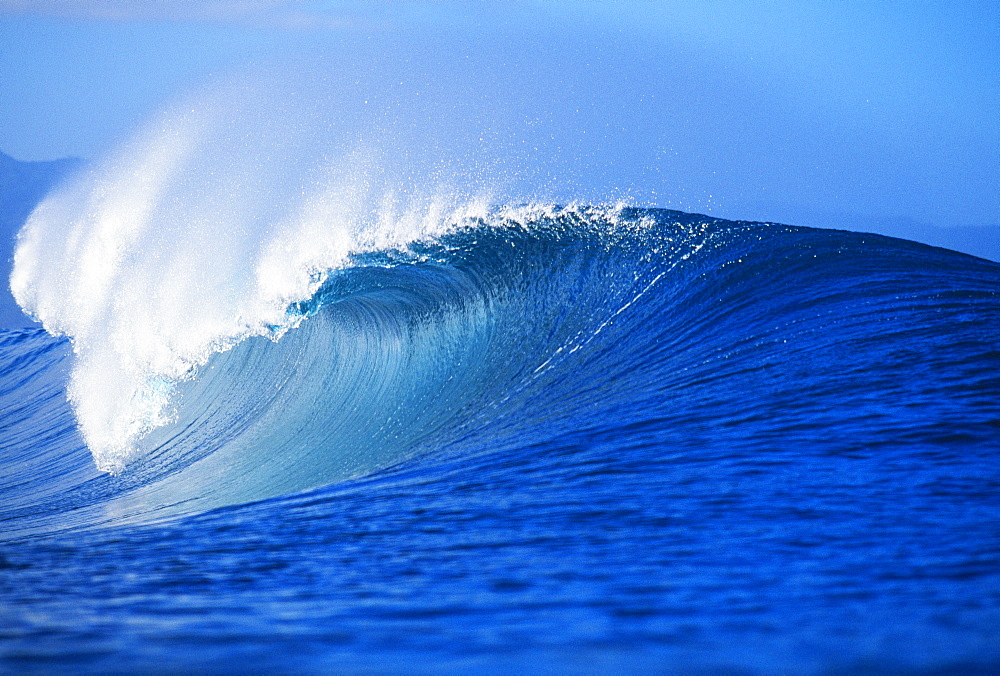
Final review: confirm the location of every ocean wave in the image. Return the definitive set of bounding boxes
[4,198,998,534]
[5,76,999,536]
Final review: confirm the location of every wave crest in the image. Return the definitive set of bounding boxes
[10,82,505,471]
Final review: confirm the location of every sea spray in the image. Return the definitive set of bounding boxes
[10,79,497,472]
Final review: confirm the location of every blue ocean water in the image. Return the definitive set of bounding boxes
[1,199,998,671]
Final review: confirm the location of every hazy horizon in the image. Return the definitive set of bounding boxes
[1,2,997,237]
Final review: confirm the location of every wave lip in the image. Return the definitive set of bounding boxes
[90,204,721,518]
[9,90,506,472]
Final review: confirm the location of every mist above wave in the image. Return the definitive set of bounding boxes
[9,71,522,472]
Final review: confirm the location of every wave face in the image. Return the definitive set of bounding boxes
[9,83,502,476]
[7,196,727,524]
[3,195,1000,665]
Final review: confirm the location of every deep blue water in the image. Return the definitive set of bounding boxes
[1,207,998,672]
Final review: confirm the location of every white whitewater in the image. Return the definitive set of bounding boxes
[10,78,496,473]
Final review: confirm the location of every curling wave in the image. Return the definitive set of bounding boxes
[4,197,999,537]
[4,73,999,537]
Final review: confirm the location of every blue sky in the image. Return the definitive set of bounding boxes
[0,0,997,232]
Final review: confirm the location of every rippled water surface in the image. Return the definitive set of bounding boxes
[2,209,998,672]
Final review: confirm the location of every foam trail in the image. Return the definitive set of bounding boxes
[11,77,494,473]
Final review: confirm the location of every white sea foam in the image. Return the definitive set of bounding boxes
[10,78,496,473]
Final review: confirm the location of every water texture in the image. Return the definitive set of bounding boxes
[1,199,998,671]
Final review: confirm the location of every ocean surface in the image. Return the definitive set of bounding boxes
[1,159,999,671]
